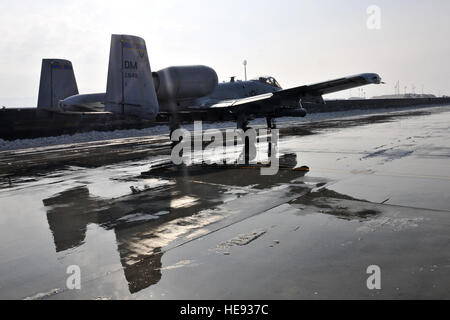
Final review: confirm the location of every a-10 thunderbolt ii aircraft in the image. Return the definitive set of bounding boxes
[37,34,382,134]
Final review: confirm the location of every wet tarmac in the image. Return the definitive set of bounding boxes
[0,106,449,299]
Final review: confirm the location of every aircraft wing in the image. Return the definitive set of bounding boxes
[209,93,274,108]
[195,73,382,119]
[275,73,383,99]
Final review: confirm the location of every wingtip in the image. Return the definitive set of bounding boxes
[360,73,383,84]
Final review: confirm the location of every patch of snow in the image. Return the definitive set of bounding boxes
[118,213,160,223]
[23,288,61,300]
[216,229,267,252]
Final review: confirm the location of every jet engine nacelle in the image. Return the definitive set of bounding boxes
[153,66,218,102]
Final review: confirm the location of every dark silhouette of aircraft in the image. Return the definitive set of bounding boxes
[37,34,382,134]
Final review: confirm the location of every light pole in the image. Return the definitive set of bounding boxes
[243,60,247,81]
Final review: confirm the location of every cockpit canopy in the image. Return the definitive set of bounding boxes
[251,76,282,89]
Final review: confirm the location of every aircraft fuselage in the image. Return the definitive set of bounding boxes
[158,76,283,111]
[61,76,283,113]
[189,78,282,108]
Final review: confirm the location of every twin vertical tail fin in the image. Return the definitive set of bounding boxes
[105,34,159,120]
[37,59,79,110]
[37,35,159,120]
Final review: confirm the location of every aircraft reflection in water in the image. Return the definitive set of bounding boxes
[42,157,310,294]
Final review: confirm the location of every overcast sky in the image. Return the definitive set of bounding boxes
[1,0,449,107]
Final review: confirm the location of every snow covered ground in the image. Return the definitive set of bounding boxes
[0,105,443,152]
